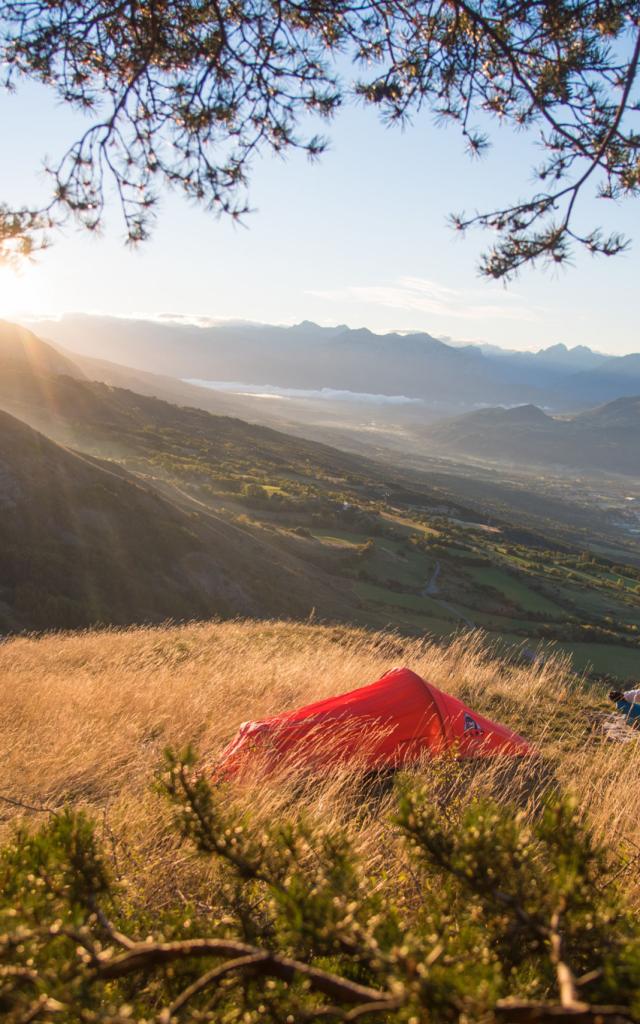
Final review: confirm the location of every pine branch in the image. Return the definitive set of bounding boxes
[94,937,400,1007]
[495,1001,636,1024]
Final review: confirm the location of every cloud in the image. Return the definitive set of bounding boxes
[122,312,285,328]
[184,380,423,405]
[307,276,539,322]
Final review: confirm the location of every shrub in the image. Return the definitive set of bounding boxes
[2,752,640,1022]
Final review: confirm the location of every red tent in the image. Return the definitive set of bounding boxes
[217,667,534,776]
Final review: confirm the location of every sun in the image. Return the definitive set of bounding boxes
[0,260,58,320]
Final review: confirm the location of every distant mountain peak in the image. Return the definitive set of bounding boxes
[540,342,600,358]
[475,403,550,423]
[509,403,549,418]
[542,343,569,355]
[533,341,607,373]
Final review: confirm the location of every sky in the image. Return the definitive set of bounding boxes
[0,77,639,355]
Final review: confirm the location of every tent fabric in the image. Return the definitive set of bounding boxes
[615,697,640,729]
[217,667,534,776]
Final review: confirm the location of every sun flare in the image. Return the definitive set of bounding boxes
[0,261,58,320]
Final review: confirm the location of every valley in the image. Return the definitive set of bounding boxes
[1,321,638,681]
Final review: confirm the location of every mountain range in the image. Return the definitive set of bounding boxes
[33,314,640,413]
[4,319,640,484]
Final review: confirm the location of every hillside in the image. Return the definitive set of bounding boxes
[0,321,400,482]
[3,619,640,1024]
[578,394,640,428]
[564,354,640,404]
[2,370,639,678]
[1,320,639,676]
[422,399,640,476]
[0,318,83,378]
[0,619,636,906]
[51,345,282,424]
[51,343,440,451]
[0,410,351,631]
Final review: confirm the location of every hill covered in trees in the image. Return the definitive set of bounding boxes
[422,399,640,476]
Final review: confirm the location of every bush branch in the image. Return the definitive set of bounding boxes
[95,937,398,1007]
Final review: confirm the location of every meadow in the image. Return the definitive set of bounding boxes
[3,618,640,914]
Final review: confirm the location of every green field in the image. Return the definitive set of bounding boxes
[465,566,567,617]
[300,511,640,680]
[355,581,456,618]
[555,642,640,680]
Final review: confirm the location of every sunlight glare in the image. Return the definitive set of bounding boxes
[0,260,60,321]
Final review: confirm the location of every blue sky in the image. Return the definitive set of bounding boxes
[1,78,639,354]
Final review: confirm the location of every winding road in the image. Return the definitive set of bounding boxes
[422,560,475,630]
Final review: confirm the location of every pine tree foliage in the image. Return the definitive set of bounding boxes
[0,1,639,274]
[2,750,640,1023]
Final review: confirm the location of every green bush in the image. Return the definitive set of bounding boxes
[2,752,640,1023]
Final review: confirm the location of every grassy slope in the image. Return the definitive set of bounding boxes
[0,368,380,485]
[0,319,84,379]
[2,619,639,910]
[0,410,353,631]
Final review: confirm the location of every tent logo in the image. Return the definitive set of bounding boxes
[463,712,483,735]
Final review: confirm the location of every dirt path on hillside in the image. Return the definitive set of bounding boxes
[422,560,475,630]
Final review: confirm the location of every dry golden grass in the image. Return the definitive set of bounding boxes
[1,619,639,908]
